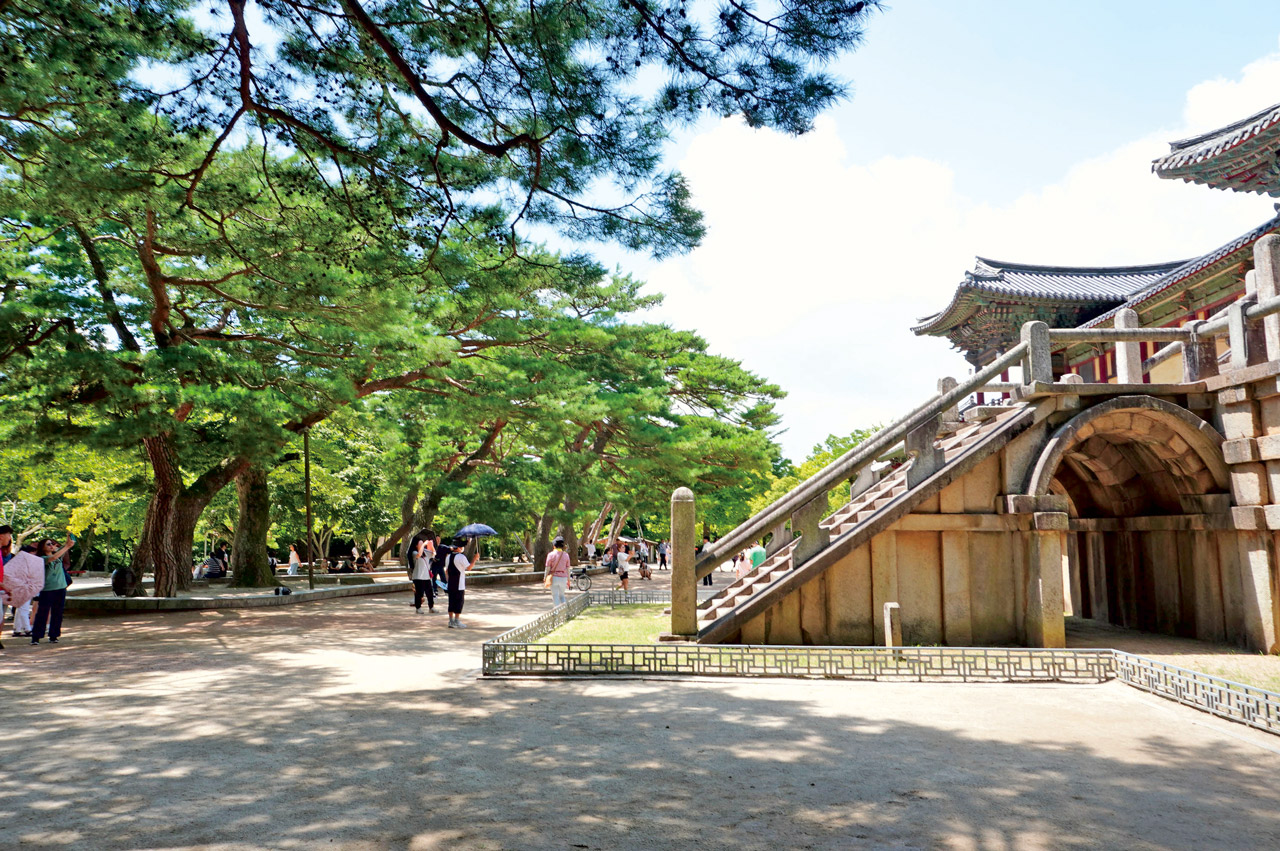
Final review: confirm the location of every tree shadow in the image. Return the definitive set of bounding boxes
[4,594,1280,849]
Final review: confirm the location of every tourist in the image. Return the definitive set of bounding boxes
[355,550,370,572]
[700,536,714,586]
[31,534,74,645]
[658,539,668,570]
[429,532,449,592]
[637,552,652,581]
[409,530,437,614]
[544,537,571,607]
[585,540,596,563]
[1,525,44,642]
[445,536,473,628]
[748,539,767,574]
[617,544,631,592]
[288,543,301,575]
[734,551,750,580]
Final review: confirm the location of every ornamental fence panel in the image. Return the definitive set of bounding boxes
[1112,651,1280,735]
[483,641,1114,682]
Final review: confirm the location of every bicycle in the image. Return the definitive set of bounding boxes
[572,567,592,592]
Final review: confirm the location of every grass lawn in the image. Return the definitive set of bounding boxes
[537,604,668,644]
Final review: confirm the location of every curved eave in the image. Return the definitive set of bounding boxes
[1078,215,1280,331]
[914,283,1122,337]
[1153,102,1280,195]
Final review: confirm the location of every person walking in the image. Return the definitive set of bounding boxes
[408,530,437,614]
[287,543,301,575]
[748,539,767,573]
[446,537,473,629]
[1,525,43,643]
[658,540,668,570]
[544,537,572,607]
[31,534,74,645]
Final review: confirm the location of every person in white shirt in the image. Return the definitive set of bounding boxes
[585,541,596,563]
[409,530,437,614]
[446,537,474,628]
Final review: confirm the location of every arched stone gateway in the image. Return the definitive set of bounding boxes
[1021,397,1245,646]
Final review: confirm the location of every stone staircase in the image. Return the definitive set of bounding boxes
[695,403,1032,639]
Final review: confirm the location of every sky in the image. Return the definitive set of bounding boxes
[598,2,1280,461]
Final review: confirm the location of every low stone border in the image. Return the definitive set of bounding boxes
[66,580,413,613]
[482,596,1280,737]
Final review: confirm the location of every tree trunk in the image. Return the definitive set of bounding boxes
[371,484,419,566]
[585,502,612,545]
[231,464,278,587]
[532,512,553,572]
[74,527,95,571]
[560,500,580,566]
[607,510,627,550]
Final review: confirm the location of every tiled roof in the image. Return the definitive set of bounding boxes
[913,258,1185,335]
[1152,102,1280,195]
[1079,215,1280,329]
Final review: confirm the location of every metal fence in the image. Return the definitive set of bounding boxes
[1112,651,1280,736]
[481,598,1280,737]
[482,641,1116,682]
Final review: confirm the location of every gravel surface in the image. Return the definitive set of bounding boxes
[3,575,1279,850]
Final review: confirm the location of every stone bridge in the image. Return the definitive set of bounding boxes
[672,237,1280,655]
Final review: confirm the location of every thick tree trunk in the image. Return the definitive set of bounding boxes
[231,465,278,587]
[560,500,580,566]
[532,511,553,572]
[585,502,612,545]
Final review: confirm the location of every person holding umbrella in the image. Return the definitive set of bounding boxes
[445,535,474,628]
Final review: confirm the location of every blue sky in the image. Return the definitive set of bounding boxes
[614,3,1280,461]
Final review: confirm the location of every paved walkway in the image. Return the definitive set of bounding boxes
[3,573,1280,849]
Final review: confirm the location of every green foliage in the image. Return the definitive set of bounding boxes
[748,425,882,517]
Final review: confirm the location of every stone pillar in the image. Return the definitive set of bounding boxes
[1228,297,1254,372]
[1027,513,1068,648]
[906,414,945,488]
[669,487,697,637]
[1244,270,1269,366]
[1234,531,1278,653]
[1254,234,1280,361]
[1021,320,1053,385]
[1182,322,1220,383]
[789,492,831,567]
[883,602,902,648]
[1114,308,1143,384]
[938,377,960,423]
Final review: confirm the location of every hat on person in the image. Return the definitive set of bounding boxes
[553,537,565,547]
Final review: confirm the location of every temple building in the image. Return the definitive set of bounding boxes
[916,100,1280,384]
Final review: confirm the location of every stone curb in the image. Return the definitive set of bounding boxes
[66,581,415,613]
[65,566,614,613]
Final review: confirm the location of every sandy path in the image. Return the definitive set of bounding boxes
[2,578,1279,849]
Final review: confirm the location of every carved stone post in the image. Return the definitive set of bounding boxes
[906,415,944,488]
[1228,296,1257,371]
[790,492,831,567]
[1254,234,1280,361]
[1114,308,1143,383]
[1181,321,1220,383]
[1021,320,1053,385]
[670,487,697,637]
[1244,270,1268,366]
[883,602,902,650]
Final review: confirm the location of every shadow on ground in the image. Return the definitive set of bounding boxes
[2,589,1278,850]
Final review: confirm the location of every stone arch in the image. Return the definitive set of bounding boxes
[1023,395,1234,643]
[1026,396,1228,515]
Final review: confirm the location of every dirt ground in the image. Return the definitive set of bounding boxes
[4,571,1280,850]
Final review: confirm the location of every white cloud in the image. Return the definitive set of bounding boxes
[643,41,1280,461]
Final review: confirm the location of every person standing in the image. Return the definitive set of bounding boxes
[585,540,596,563]
[617,545,631,592]
[748,539,767,573]
[31,534,74,645]
[699,535,714,586]
[658,540,668,570]
[544,538,572,607]
[409,530,437,614]
[287,543,301,575]
[0,525,42,642]
[446,537,473,629]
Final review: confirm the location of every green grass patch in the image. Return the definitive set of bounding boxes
[537,603,668,644]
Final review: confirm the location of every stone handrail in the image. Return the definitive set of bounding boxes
[695,340,1030,571]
